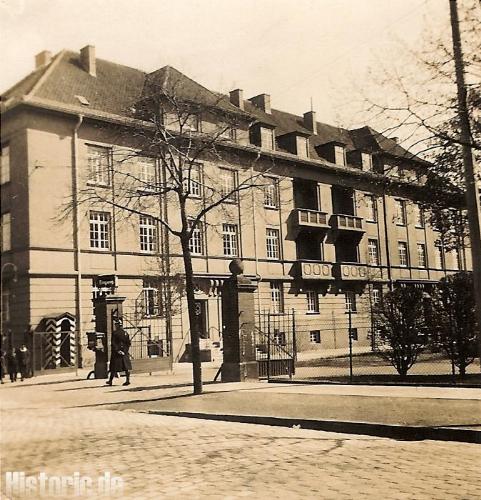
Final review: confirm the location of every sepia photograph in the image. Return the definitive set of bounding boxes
[1,0,480,498]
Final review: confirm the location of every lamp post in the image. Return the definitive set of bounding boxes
[1,262,18,346]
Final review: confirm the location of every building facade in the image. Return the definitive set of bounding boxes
[0,46,470,366]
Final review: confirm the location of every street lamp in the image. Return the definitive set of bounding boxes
[1,262,18,345]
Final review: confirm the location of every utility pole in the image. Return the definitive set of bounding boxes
[449,0,481,368]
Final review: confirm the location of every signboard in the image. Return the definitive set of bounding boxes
[95,274,118,290]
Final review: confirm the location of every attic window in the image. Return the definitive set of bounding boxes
[361,152,372,171]
[334,145,346,166]
[75,95,90,106]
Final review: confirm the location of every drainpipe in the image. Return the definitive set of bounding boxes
[72,115,84,372]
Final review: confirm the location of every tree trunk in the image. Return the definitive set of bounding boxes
[180,235,203,394]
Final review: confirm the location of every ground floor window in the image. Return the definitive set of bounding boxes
[349,327,358,341]
[309,330,321,344]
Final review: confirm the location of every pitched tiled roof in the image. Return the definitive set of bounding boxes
[1,48,419,163]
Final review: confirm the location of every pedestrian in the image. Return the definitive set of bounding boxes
[0,350,6,384]
[106,319,132,386]
[16,344,31,381]
[6,348,18,383]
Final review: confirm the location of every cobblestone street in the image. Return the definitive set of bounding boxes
[1,377,480,499]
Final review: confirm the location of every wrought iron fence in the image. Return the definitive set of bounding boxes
[256,310,480,386]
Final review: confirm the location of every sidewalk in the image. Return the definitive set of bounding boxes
[3,368,480,443]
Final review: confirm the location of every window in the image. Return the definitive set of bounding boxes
[219,125,235,140]
[334,145,346,166]
[349,328,358,341]
[273,329,286,346]
[1,289,10,323]
[297,136,309,158]
[435,242,445,269]
[361,152,372,171]
[89,211,111,249]
[1,212,11,252]
[264,177,279,208]
[310,330,321,344]
[260,127,275,150]
[182,114,199,132]
[222,223,238,257]
[417,243,427,268]
[345,291,357,313]
[266,228,280,260]
[87,145,111,186]
[220,169,237,202]
[306,290,319,313]
[142,285,162,317]
[398,241,409,267]
[368,239,380,266]
[365,195,378,222]
[413,204,424,228]
[395,199,407,225]
[270,282,284,313]
[138,158,156,189]
[1,144,10,184]
[139,215,157,253]
[184,163,202,198]
[188,220,204,256]
[372,286,382,307]
[452,248,461,270]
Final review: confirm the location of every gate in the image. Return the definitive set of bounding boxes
[255,311,296,379]
[122,311,172,373]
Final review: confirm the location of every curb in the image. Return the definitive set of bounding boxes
[147,411,481,444]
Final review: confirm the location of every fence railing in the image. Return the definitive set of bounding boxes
[256,310,480,386]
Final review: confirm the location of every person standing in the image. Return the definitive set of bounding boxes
[6,348,18,383]
[16,344,31,381]
[106,319,132,386]
[0,350,6,384]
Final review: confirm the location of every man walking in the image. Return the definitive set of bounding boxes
[106,319,132,386]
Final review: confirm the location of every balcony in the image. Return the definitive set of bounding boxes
[295,261,333,280]
[332,262,368,281]
[292,208,329,231]
[330,214,365,233]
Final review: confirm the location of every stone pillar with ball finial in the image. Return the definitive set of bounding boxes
[221,259,259,382]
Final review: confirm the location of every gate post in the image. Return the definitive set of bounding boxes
[221,260,259,382]
[92,295,126,378]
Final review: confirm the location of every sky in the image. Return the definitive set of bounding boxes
[0,0,450,130]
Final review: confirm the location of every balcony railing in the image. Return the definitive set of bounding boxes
[296,261,333,280]
[292,208,329,230]
[332,262,368,281]
[330,214,365,232]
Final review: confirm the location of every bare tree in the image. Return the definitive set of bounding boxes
[70,70,273,394]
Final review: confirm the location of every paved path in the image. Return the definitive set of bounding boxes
[1,375,481,499]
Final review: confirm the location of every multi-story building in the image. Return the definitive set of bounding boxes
[0,46,470,366]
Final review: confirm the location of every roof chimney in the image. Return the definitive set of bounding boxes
[303,111,317,135]
[229,89,244,110]
[35,50,52,69]
[80,45,96,77]
[249,93,271,114]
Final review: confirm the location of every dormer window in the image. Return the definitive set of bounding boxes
[317,141,346,165]
[260,126,275,150]
[182,114,200,132]
[296,136,309,159]
[361,152,372,171]
[334,145,346,166]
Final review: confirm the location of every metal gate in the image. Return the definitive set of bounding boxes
[122,312,172,373]
[255,311,296,379]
